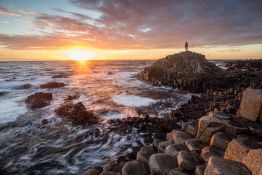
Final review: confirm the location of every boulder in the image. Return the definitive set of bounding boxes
[149,153,177,175]
[200,146,224,162]
[210,132,233,150]
[103,160,124,174]
[195,164,206,175]
[16,84,32,89]
[40,82,65,88]
[204,156,251,175]
[165,144,187,157]
[177,150,203,171]
[137,146,155,164]
[185,138,205,152]
[196,115,225,143]
[168,169,189,175]
[158,140,172,152]
[100,172,120,175]
[224,136,262,163]
[25,92,52,109]
[243,149,262,175]
[238,87,262,122]
[122,160,150,175]
[55,102,99,124]
[0,91,8,96]
[83,167,102,175]
[171,130,192,145]
[182,122,197,137]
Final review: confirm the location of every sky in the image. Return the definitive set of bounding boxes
[0,0,262,61]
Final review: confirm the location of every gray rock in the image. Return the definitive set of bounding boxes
[171,130,192,145]
[200,146,224,162]
[100,172,120,175]
[158,140,172,152]
[168,169,189,175]
[196,115,225,143]
[122,160,150,175]
[182,122,197,136]
[137,146,155,164]
[165,144,187,157]
[177,150,203,171]
[149,153,177,175]
[204,156,251,175]
[195,164,206,175]
[103,160,124,174]
[210,132,233,150]
[185,138,205,152]
[83,168,102,175]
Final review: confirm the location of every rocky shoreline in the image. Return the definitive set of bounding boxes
[82,53,262,175]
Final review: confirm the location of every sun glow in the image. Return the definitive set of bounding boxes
[67,49,93,60]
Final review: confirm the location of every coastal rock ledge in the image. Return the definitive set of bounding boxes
[138,51,223,92]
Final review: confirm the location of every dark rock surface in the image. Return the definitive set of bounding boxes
[40,82,65,88]
[25,92,52,109]
[16,84,32,89]
[55,102,99,124]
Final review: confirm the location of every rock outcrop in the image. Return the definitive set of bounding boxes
[40,82,65,88]
[138,51,223,92]
[25,92,52,109]
[55,102,99,124]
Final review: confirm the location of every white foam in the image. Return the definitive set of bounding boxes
[112,94,157,107]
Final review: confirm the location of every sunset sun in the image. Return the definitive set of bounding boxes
[67,49,92,60]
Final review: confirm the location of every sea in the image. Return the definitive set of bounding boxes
[0,60,196,174]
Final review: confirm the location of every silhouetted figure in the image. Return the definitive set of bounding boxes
[185,41,188,51]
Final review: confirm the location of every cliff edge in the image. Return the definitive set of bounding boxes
[138,51,224,92]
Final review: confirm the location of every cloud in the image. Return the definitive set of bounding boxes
[0,7,20,16]
[1,0,262,50]
[0,6,39,16]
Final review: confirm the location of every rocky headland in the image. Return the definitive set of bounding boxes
[83,52,262,175]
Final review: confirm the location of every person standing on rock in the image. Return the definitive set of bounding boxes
[185,41,188,51]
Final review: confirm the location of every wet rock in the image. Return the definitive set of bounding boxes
[185,138,206,152]
[103,160,124,174]
[55,102,99,124]
[197,115,225,143]
[210,132,233,150]
[204,156,251,175]
[137,146,156,164]
[25,92,52,109]
[200,146,224,162]
[165,144,187,157]
[158,140,172,152]
[83,167,103,175]
[195,164,206,175]
[40,82,65,88]
[168,169,189,175]
[171,130,192,145]
[238,87,262,122]
[41,119,49,125]
[16,84,32,89]
[122,160,150,175]
[243,149,262,175]
[182,122,197,137]
[149,153,177,175]
[177,150,203,171]
[0,91,8,96]
[224,119,249,136]
[100,172,120,175]
[65,93,80,100]
[224,136,262,163]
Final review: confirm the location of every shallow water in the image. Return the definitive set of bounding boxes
[0,60,192,174]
